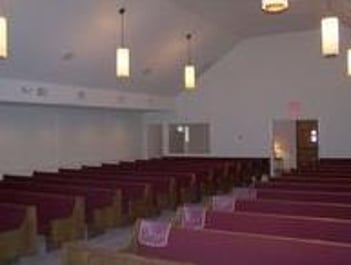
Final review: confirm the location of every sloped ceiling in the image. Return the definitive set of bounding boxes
[0,0,342,96]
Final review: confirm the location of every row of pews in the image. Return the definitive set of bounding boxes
[65,159,351,265]
[0,157,267,264]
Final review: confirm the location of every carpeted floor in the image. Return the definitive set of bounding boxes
[15,210,177,265]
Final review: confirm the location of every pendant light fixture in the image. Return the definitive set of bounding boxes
[261,0,288,14]
[184,33,196,90]
[0,1,7,59]
[116,7,130,78]
[347,49,351,76]
[0,16,7,59]
[321,1,339,57]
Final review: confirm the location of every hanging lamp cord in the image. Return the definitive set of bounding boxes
[119,8,126,47]
[326,0,331,12]
[186,33,192,65]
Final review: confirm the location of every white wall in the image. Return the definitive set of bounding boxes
[146,28,351,158]
[0,78,174,111]
[0,104,143,177]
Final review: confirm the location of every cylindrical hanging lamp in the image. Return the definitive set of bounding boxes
[184,64,196,90]
[261,0,288,14]
[321,16,339,57]
[0,16,7,58]
[184,33,196,90]
[116,47,130,78]
[116,8,130,78]
[0,0,8,59]
[347,49,351,76]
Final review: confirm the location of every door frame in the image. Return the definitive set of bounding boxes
[270,118,319,176]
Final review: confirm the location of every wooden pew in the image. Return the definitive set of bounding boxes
[55,169,172,212]
[110,162,213,198]
[162,156,270,184]
[85,174,173,211]
[81,167,177,203]
[1,177,121,235]
[0,204,37,264]
[0,190,84,249]
[31,174,152,223]
[97,165,204,202]
[97,168,196,205]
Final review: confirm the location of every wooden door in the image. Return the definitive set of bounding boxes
[296,120,319,169]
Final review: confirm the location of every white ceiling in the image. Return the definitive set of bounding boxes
[0,0,346,95]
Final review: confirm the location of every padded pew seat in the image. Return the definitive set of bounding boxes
[79,173,175,210]
[107,170,196,205]
[98,163,210,200]
[271,176,351,185]
[255,182,351,193]
[47,171,164,213]
[61,167,180,209]
[235,199,351,220]
[256,189,351,204]
[82,168,199,204]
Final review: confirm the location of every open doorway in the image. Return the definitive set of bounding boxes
[271,119,319,176]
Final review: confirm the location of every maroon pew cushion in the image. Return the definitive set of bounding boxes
[0,190,75,234]
[255,182,351,193]
[235,199,351,220]
[0,204,26,232]
[0,179,113,223]
[256,189,351,204]
[31,175,146,214]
